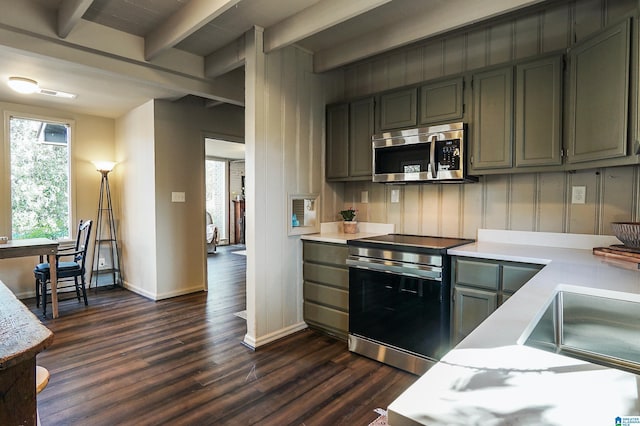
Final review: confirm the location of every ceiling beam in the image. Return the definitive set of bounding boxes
[205,36,246,78]
[57,0,94,38]
[263,0,391,53]
[145,0,241,61]
[313,0,546,72]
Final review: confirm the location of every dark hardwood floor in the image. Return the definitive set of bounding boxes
[26,245,416,425]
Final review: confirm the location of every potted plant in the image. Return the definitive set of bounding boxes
[339,207,357,234]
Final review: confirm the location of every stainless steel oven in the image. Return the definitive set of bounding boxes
[347,234,473,375]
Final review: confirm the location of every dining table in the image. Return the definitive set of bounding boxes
[0,238,60,318]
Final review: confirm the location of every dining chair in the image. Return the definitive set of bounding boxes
[34,220,93,316]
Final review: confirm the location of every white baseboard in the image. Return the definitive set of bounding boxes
[122,280,205,301]
[243,321,308,349]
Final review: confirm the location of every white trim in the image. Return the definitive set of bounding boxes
[242,321,308,349]
[123,280,205,300]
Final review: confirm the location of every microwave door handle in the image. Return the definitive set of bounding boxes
[429,135,437,179]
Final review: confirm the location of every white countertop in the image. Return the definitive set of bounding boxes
[300,221,395,244]
[388,229,640,425]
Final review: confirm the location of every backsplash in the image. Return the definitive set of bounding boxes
[343,165,640,239]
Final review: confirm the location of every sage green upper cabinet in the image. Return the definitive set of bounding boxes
[515,55,563,167]
[349,97,375,178]
[566,18,631,164]
[419,77,464,125]
[326,103,349,179]
[379,87,418,131]
[471,66,514,170]
[326,97,374,181]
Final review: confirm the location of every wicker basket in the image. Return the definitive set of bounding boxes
[611,222,640,248]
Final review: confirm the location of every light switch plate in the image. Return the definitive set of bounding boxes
[361,191,369,204]
[391,189,400,203]
[571,186,586,204]
[171,191,186,202]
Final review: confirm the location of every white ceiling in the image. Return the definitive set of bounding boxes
[0,0,551,118]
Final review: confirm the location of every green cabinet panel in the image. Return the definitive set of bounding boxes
[379,87,418,130]
[419,77,464,125]
[453,287,498,343]
[304,281,348,310]
[502,263,543,293]
[452,256,543,344]
[303,263,349,289]
[454,258,500,290]
[567,19,630,164]
[515,55,563,167]
[304,301,349,340]
[349,97,375,177]
[302,241,349,340]
[303,241,349,266]
[471,66,514,170]
[326,98,374,182]
[326,103,349,179]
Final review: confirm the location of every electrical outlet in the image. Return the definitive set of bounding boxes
[391,189,400,203]
[361,191,369,204]
[571,186,586,204]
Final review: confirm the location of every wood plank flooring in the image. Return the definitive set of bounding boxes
[26,245,416,425]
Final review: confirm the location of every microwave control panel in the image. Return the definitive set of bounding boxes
[438,140,461,171]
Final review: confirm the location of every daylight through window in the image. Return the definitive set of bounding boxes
[9,116,71,240]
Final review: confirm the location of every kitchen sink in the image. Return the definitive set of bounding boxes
[523,290,640,375]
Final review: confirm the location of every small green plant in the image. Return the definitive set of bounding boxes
[339,207,357,221]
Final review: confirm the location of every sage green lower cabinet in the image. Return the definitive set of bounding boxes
[453,287,498,341]
[303,241,349,340]
[452,256,543,344]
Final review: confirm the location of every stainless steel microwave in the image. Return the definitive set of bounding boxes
[372,122,477,183]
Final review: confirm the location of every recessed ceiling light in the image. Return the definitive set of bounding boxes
[8,76,39,94]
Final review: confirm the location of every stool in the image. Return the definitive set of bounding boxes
[35,366,49,426]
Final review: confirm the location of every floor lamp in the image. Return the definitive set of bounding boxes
[90,161,122,288]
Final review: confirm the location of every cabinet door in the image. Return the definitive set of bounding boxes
[349,97,374,177]
[379,87,417,130]
[502,263,542,293]
[566,19,630,164]
[326,103,349,179]
[453,287,498,344]
[454,257,500,290]
[471,66,514,170]
[419,77,464,125]
[515,55,563,167]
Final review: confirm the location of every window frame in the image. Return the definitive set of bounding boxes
[3,110,77,243]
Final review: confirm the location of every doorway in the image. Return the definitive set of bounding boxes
[204,138,245,253]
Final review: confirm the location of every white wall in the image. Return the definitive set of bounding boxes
[115,98,244,300]
[0,101,114,298]
[244,27,328,347]
[115,101,157,299]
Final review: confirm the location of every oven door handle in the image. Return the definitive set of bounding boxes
[346,257,442,280]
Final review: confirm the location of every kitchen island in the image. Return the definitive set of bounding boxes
[388,229,640,425]
[0,279,54,425]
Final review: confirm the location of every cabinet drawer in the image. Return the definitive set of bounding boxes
[455,258,500,290]
[304,301,349,333]
[304,281,348,310]
[303,263,348,289]
[303,241,348,266]
[502,263,542,293]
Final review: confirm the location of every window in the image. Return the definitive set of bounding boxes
[8,115,72,240]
